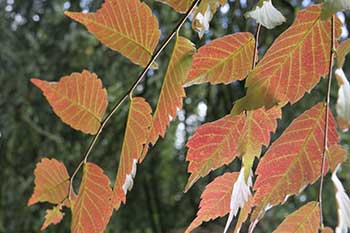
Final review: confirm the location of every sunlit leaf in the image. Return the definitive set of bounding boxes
[65,0,160,68]
[28,158,69,206]
[335,68,350,130]
[245,0,286,29]
[332,166,350,232]
[185,172,239,233]
[233,197,253,233]
[184,33,255,87]
[252,103,339,221]
[41,205,64,231]
[31,70,108,135]
[223,168,252,233]
[147,36,195,146]
[273,202,320,233]
[232,5,341,114]
[113,97,152,209]
[192,0,226,38]
[185,107,280,192]
[71,162,113,233]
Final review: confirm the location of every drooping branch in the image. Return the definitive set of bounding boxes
[68,0,201,199]
[318,15,336,230]
[252,23,261,70]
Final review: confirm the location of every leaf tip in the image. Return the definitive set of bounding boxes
[184,175,198,193]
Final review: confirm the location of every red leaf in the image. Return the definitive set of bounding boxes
[273,202,320,233]
[185,172,239,233]
[28,158,69,206]
[184,33,255,86]
[112,97,152,209]
[185,107,280,191]
[71,163,113,233]
[65,0,160,68]
[147,36,195,145]
[232,5,342,113]
[31,70,108,135]
[41,205,65,231]
[252,103,338,220]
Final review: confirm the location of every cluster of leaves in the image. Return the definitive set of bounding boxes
[28,0,350,232]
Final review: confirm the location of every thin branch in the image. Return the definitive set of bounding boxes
[68,0,201,199]
[252,23,261,70]
[318,15,336,230]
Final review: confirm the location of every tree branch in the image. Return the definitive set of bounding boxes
[68,0,201,199]
[318,15,336,230]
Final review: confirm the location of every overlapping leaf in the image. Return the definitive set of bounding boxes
[71,162,113,233]
[273,202,320,233]
[327,144,347,172]
[192,0,226,38]
[184,33,255,87]
[336,39,350,68]
[147,36,195,146]
[41,205,64,231]
[31,70,108,135]
[185,107,280,191]
[65,0,160,68]
[321,0,350,19]
[28,158,70,206]
[113,97,152,209]
[156,0,194,13]
[185,172,239,233]
[232,5,341,114]
[252,103,339,219]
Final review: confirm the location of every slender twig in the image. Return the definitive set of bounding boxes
[68,0,201,199]
[252,23,261,70]
[318,15,336,230]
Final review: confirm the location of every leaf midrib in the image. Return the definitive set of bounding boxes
[81,15,154,57]
[260,105,324,207]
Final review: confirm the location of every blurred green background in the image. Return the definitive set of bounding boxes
[1,0,350,232]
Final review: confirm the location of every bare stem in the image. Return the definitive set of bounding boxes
[318,15,335,230]
[68,0,201,199]
[252,23,261,70]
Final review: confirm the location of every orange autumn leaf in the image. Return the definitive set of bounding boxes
[112,97,152,209]
[41,205,64,231]
[28,158,69,206]
[31,70,108,135]
[71,162,113,233]
[185,172,239,233]
[185,107,280,192]
[336,38,350,68]
[273,202,320,233]
[327,144,347,172]
[184,33,255,87]
[65,0,160,68]
[156,0,194,13]
[147,36,195,146]
[232,5,341,113]
[252,103,339,220]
